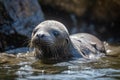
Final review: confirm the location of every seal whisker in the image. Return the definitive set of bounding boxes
[53,46,58,60]
[53,48,57,60]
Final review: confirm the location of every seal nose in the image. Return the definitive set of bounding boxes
[36,34,45,38]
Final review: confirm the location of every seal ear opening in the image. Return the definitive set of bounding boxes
[66,38,69,44]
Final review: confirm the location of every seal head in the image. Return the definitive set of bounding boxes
[31,20,72,63]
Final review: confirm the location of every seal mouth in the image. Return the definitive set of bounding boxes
[31,37,72,62]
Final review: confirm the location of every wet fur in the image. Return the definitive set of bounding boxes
[30,20,106,63]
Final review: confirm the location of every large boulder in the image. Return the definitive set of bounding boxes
[92,0,120,21]
[0,0,44,51]
[40,0,89,16]
[40,0,120,21]
[0,0,44,37]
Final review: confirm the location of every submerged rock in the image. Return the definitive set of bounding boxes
[5,47,32,54]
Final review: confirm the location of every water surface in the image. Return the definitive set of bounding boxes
[0,45,120,80]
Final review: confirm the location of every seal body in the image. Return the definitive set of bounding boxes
[70,33,105,59]
[30,20,105,63]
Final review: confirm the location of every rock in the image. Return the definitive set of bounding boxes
[5,47,32,54]
[104,43,120,57]
[40,0,120,21]
[92,0,120,21]
[40,0,89,16]
[0,0,44,37]
[0,0,44,51]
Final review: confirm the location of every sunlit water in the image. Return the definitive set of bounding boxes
[0,45,120,80]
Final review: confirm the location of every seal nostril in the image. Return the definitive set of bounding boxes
[40,34,45,38]
[36,34,45,38]
[36,34,39,38]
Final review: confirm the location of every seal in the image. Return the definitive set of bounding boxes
[30,20,106,63]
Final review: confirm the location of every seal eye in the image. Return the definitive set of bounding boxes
[52,30,59,37]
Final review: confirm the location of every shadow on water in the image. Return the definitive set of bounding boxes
[0,44,120,80]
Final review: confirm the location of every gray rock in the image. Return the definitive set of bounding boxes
[0,0,44,37]
[5,47,33,54]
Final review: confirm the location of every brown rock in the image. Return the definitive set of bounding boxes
[92,0,120,21]
[40,0,89,16]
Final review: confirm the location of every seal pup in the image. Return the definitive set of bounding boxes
[30,20,105,63]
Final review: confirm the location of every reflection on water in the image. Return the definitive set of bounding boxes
[0,45,120,80]
[24,69,120,80]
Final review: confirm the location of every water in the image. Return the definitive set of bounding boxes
[0,45,120,80]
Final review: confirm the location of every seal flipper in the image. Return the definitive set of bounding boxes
[78,40,97,59]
